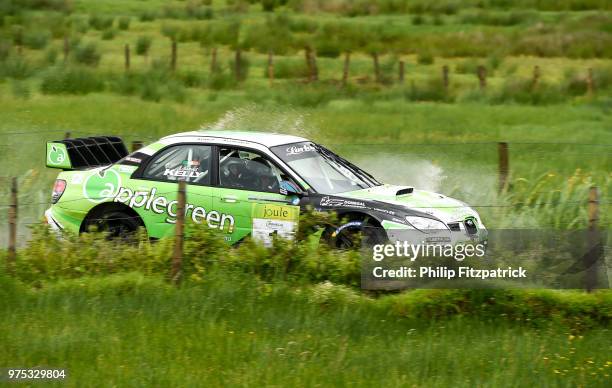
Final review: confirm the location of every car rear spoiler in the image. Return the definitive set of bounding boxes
[46,136,129,170]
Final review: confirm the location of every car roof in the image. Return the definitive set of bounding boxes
[161,130,309,148]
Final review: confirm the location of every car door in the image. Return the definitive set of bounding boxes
[126,144,214,238]
[213,146,300,245]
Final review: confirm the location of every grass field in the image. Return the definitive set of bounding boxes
[1,271,611,387]
[1,1,611,386]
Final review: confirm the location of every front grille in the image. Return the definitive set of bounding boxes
[447,222,461,231]
[464,218,478,235]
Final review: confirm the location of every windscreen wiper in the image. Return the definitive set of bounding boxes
[315,144,380,187]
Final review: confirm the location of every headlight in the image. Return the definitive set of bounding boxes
[405,216,447,232]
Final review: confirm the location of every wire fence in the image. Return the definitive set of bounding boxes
[0,134,610,250]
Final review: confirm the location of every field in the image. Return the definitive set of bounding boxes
[1,270,611,387]
[1,0,611,386]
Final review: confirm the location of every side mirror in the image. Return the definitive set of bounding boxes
[279,180,304,196]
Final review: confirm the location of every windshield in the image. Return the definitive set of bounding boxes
[271,142,380,194]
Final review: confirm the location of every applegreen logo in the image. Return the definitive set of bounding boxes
[83,169,121,203]
[47,143,69,167]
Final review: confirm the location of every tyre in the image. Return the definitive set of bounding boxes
[82,210,144,241]
[322,217,387,249]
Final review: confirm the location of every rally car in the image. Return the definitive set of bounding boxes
[45,130,487,247]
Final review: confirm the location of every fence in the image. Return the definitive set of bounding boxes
[1,139,609,288]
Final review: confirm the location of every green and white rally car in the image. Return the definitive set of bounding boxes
[45,130,487,247]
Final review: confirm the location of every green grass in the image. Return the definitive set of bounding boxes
[1,272,611,387]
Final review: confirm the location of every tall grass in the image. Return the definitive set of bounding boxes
[0,270,609,386]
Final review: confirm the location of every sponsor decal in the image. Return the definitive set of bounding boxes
[251,203,299,245]
[83,169,122,203]
[48,145,67,165]
[163,164,204,179]
[286,144,315,156]
[113,186,235,231]
[320,196,366,208]
[123,156,142,164]
[252,203,299,221]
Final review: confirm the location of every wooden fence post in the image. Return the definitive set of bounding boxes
[267,50,274,87]
[234,48,242,81]
[131,140,143,152]
[498,142,509,193]
[372,52,381,83]
[171,39,177,71]
[309,49,318,82]
[586,67,594,96]
[342,52,350,86]
[398,60,405,83]
[304,47,312,82]
[7,177,17,273]
[586,186,599,292]
[124,43,130,71]
[531,65,540,90]
[477,65,487,90]
[442,65,449,90]
[210,47,217,73]
[171,180,186,285]
[63,35,70,62]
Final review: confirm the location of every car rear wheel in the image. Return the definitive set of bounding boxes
[82,210,144,241]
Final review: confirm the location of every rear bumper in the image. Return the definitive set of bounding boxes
[44,208,64,231]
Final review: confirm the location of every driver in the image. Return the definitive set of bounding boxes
[251,157,279,193]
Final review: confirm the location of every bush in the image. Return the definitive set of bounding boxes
[135,36,152,56]
[89,14,114,30]
[266,58,308,79]
[23,30,50,50]
[111,69,189,103]
[73,42,101,66]
[404,78,452,102]
[412,15,425,25]
[68,15,90,34]
[0,41,10,61]
[101,29,116,41]
[564,67,612,96]
[40,66,104,95]
[118,16,130,31]
[177,70,206,87]
[139,10,158,22]
[491,78,565,105]
[43,47,58,65]
[11,80,30,99]
[0,56,32,79]
[208,70,237,90]
[417,51,434,65]
[185,2,214,19]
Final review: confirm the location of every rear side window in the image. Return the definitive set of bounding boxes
[143,145,212,185]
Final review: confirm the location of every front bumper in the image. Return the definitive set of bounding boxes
[386,222,488,247]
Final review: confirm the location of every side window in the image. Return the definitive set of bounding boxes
[218,147,293,193]
[143,145,212,184]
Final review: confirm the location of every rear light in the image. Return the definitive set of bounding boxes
[51,179,67,204]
